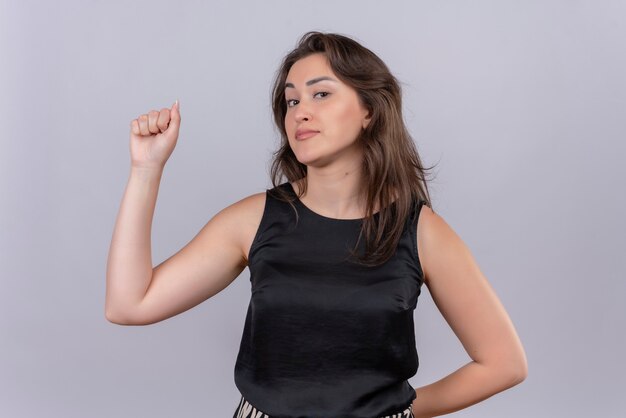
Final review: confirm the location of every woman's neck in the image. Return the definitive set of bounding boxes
[292,167,369,220]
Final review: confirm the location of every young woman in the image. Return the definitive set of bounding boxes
[106,32,527,418]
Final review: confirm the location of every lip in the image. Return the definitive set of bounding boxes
[296,129,319,140]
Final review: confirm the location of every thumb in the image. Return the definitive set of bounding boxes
[169,99,181,131]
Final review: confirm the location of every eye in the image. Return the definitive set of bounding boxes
[314,92,330,99]
[286,99,299,108]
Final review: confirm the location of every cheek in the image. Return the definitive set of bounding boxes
[333,102,365,137]
[284,114,294,135]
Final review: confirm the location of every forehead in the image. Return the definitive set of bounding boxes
[286,53,335,82]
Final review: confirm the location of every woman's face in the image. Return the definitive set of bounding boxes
[284,53,371,168]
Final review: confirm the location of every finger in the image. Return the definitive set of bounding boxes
[168,100,181,131]
[130,119,141,135]
[147,110,160,134]
[157,108,170,133]
[138,114,150,135]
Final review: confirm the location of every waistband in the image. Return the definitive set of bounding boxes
[234,394,414,418]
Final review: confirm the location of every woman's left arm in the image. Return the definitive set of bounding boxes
[410,206,528,418]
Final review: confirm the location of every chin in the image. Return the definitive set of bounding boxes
[290,148,314,163]
[294,154,317,166]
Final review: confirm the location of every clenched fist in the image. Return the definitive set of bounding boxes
[129,100,181,170]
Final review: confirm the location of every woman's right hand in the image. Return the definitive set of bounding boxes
[129,100,181,170]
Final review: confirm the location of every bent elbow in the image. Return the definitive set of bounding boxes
[105,307,139,325]
[514,359,529,384]
[504,357,528,387]
[105,311,128,325]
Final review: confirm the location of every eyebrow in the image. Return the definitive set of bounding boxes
[284,76,338,89]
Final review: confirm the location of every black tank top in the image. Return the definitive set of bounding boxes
[234,182,425,418]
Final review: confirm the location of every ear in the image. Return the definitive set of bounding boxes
[362,110,372,129]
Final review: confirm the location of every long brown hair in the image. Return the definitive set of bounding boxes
[269,31,437,267]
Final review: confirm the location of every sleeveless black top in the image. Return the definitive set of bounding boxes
[234,182,426,418]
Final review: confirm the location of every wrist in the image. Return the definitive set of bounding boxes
[130,165,164,179]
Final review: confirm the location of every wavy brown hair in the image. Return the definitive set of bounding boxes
[269,31,437,267]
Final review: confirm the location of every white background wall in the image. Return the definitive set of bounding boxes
[1,0,624,416]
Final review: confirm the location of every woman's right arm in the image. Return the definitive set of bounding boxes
[105,101,257,325]
[105,165,163,324]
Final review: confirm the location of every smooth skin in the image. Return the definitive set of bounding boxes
[106,54,527,417]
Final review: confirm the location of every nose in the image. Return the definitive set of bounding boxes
[293,100,311,123]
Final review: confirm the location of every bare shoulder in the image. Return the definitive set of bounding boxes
[219,189,266,216]
[213,190,267,266]
[416,205,468,286]
[416,205,455,242]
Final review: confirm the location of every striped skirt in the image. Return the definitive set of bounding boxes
[233,394,415,418]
